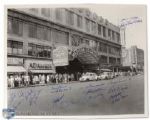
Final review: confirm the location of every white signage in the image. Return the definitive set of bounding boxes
[53,46,68,66]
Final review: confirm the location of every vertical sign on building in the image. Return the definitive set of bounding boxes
[53,45,69,66]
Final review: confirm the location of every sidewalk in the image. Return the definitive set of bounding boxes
[8,80,79,89]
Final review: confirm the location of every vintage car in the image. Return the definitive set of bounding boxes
[98,72,111,80]
[79,72,98,82]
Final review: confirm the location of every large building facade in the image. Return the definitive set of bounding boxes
[7,8,121,75]
[122,46,144,71]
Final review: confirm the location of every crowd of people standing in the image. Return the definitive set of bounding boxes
[7,73,81,88]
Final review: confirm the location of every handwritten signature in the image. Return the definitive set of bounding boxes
[50,85,71,93]
[9,89,42,109]
[108,85,128,104]
[53,94,64,103]
[120,17,142,28]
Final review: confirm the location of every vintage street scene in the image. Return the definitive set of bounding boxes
[6,5,146,116]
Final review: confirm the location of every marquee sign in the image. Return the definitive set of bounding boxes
[72,46,99,61]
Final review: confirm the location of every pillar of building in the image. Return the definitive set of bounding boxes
[22,22,29,55]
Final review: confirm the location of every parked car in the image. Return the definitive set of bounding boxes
[79,72,98,82]
[98,72,111,80]
[114,72,119,77]
[109,72,115,79]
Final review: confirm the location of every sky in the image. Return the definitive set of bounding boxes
[84,4,147,51]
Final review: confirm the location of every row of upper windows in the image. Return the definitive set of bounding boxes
[27,8,120,42]
[8,16,120,46]
[8,18,69,45]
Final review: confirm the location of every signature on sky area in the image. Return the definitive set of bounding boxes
[120,17,142,28]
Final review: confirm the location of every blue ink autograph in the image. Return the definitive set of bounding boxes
[50,85,71,93]
[9,89,42,109]
[120,17,142,28]
[53,94,64,103]
[108,85,128,104]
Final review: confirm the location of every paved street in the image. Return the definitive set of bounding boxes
[8,74,144,115]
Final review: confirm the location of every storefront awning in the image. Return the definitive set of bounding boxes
[30,70,55,73]
[7,66,26,73]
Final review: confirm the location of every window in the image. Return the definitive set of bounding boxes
[28,23,37,38]
[37,26,49,40]
[101,55,107,63]
[85,18,90,32]
[99,43,107,53]
[108,29,111,37]
[71,35,83,46]
[28,43,52,58]
[109,57,116,64]
[7,40,23,55]
[52,29,69,45]
[116,33,120,43]
[29,8,38,14]
[41,8,50,17]
[66,10,74,26]
[55,8,62,21]
[91,21,97,34]
[8,18,23,36]
[77,15,82,28]
[82,39,89,46]
[112,31,115,40]
[98,25,101,35]
[103,26,106,37]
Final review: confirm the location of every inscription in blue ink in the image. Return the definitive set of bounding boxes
[53,94,64,103]
[51,85,71,93]
[108,85,128,104]
[120,17,142,28]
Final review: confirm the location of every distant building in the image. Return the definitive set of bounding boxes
[122,46,144,71]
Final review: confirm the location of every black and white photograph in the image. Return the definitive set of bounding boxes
[5,4,148,118]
